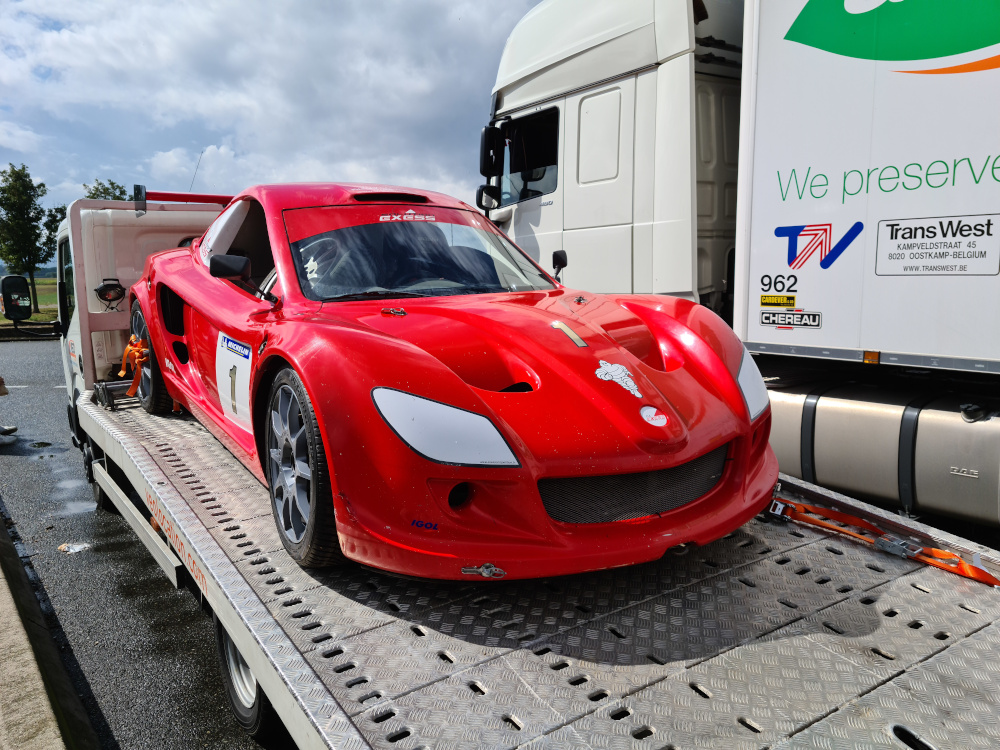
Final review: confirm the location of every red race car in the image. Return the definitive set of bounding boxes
[130,183,777,580]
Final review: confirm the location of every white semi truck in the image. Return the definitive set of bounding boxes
[477,0,1000,530]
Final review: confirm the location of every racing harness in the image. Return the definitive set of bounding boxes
[769,492,1000,588]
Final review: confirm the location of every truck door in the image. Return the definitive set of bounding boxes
[499,104,564,272]
[562,78,636,293]
[57,236,80,403]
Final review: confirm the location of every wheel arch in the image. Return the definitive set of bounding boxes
[252,353,293,477]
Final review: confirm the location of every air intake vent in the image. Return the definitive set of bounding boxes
[538,444,729,524]
[352,192,428,203]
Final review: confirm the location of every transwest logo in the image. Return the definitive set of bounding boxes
[775,222,864,269]
[787,1,1000,74]
[222,336,250,359]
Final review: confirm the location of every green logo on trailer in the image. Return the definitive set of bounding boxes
[786,0,1000,73]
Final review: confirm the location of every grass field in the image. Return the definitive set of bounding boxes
[31,277,58,307]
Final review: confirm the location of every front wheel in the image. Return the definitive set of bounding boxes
[265,368,343,567]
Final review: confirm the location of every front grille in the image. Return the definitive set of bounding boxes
[538,444,730,524]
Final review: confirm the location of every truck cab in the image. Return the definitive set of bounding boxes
[52,196,222,443]
[478,0,743,318]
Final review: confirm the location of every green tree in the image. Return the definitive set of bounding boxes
[43,204,67,260]
[0,163,50,313]
[83,178,128,201]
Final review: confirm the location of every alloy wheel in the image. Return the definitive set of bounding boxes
[268,384,313,543]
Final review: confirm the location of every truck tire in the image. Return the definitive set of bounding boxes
[214,616,283,742]
[265,368,343,567]
[129,299,172,414]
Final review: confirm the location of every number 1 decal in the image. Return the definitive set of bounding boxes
[229,365,237,413]
[215,333,253,430]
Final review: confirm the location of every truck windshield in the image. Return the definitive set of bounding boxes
[283,205,554,301]
[499,108,559,207]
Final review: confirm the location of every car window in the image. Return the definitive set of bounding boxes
[283,205,554,302]
[199,200,250,265]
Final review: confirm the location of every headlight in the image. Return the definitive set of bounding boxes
[372,388,519,467]
[737,348,769,422]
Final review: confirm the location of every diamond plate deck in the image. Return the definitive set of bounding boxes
[79,397,1000,749]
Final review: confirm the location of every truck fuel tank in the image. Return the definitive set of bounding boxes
[914,398,1000,525]
[768,385,1000,527]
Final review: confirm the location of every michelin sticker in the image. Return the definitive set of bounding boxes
[875,215,1000,276]
[596,360,642,398]
[215,333,253,430]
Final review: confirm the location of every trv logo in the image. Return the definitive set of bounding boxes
[774,222,864,269]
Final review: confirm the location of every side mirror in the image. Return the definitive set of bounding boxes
[476,184,502,212]
[0,276,33,321]
[209,254,251,282]
[479,126,504,178]
[552,250,567,283]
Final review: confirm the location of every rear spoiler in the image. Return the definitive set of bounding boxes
[133,184,233,217]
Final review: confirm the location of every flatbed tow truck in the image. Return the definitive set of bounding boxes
[80,386,1000,749]
[14,190,998,748]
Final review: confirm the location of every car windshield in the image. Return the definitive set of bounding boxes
[283,205,554,301]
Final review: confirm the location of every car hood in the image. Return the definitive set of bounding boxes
[313,289,746,476]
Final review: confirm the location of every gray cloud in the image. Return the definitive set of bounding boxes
[0,0,540,207]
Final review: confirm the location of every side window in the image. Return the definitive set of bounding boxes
[499,107,559,207]
[227,201,276,288]
[58,239,75,321]
[199,200,251,265]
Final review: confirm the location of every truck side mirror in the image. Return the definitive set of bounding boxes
[480,126,504,178]
[476,184,501,212]
[209,254,251,282]
[552,250,567,283]
[0,275,33,321]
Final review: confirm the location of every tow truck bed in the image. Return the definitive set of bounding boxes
[78,392,1000,749]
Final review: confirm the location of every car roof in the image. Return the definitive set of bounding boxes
[233,183,474,213]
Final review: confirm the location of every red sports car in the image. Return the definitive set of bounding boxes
[130,183,777,580]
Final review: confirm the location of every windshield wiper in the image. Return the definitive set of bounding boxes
[324,290,431,302]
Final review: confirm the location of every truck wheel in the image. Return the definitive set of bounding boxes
[214,616,283,741]
[265,368,343,567]
[129,300,173,414]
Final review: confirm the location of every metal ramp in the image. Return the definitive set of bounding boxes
[78,393,1000,749]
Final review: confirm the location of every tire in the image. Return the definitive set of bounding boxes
[265,368,343,567]
[129,299,172,414]
[214,616,283,742]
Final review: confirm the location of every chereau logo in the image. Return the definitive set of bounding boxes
[787,1,1000,74]
[775,222,864,269]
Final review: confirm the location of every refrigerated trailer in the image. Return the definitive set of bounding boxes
[476,0,1000,530]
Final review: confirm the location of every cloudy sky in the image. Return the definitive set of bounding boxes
[0,0,541,210]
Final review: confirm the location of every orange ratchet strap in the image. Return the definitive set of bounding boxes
[118,335,149,398]
[769,496,1000,588]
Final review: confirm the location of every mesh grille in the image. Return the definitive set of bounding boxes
[538,444,730,524]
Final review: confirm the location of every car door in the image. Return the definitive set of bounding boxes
[184,200,274,458]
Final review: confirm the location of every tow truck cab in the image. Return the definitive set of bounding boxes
[52,192,224,444]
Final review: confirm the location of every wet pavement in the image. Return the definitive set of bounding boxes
[0,340,260,750]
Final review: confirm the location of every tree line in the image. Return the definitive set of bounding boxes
[0,165,127,313]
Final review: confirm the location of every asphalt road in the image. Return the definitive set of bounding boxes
[0,340,260,750]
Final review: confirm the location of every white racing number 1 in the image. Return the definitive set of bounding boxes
[215,333,253,431]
